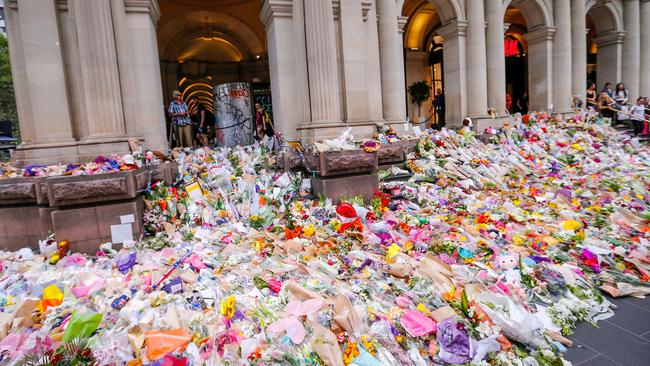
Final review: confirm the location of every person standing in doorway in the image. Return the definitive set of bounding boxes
[516,92,529,114]
[195,102,210,147]
[168,90,192,148]
[255,102,274,140]
[433,88,445,130]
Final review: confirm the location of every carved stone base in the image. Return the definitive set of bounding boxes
[0,205,55,251]
[311,173,378,203]
[51,197,144,254]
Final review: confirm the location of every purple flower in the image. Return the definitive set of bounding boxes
[436,317,471,364]
[115,252,137,274]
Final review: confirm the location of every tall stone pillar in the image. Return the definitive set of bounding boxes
[438,20,468,127]
[640,0,650,97]
[465,0,488,117]
[365,2,384,122]
[622,0,641,99]
[340,0,369,122]
[525,27,555,111]
[485,0,506,114]
[6,0,75,147]
[571,0,587,103]
[304,0,341,123]
[122,0,168,152]
[74,0,126,140]
[261,0,302,141]
[377,0,407,122]
[595,32,625,90]
[553,0,573,113]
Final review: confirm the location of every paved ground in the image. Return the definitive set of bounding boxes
[564,296,650,365]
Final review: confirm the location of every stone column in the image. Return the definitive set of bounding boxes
[7,0,75,146]
[571,0,587,103]
[465,0,488,117]
[377,0,406,122]
[553,0,573,113]
[525,27,555,111]
[438,20,468,127]
[261,0,301,141]
[640,0,650,97]
[123,0,168,151]
[304,0,342,123]
[74,0,126,139]
[365,2,384,122]
[340,0,369,122]
[595,32,625,89]
[485,0,506,114]
[622,0,641,99]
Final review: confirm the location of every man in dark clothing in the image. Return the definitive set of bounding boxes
[433,88,445,130]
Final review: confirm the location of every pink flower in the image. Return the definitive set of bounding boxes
[268,279,282,293]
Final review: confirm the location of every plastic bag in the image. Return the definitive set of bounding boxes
[62,312,103,342]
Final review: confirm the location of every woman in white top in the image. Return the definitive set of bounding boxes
[630,97,646,136]
[614,83,629,105]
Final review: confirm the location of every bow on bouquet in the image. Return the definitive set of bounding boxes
[266,299,324,344]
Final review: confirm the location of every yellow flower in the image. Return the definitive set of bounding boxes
[220,295,235,319]
[343,343,360,365]
[416,303,430,316]
[403,241,414,251]
[561,220,581,231]
[303,225,316,237]
[386,243,401,261]
[571,143,583,151]
[360,335,376,355]
[512,235,526,246]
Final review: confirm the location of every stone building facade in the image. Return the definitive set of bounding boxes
[4,0,649,163]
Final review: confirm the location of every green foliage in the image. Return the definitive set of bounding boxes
[407,81,431,117]
[0,34,17,138]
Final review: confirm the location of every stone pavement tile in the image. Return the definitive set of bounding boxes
[570,320,650,366]
[604,298,650,336]
[619,296,650,313]
[563,339,601,365]
[574,354,623,366]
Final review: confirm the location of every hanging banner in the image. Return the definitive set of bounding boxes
[214,82,254,147]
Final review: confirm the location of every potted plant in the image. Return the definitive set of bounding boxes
[408,81,431,123]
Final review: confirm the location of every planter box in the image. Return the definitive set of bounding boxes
[315,149,378,177]
[377,142,406,165]
[147,162,178,185]
[0,177,48,206]
[402,139,419,154]
[45,170,138,207]
[278,150,304,171]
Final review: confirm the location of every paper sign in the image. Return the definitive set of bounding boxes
[111,224,133,244]
[185,182,204,201]
[120,214,135,224]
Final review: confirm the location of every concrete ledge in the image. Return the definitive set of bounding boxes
[0,205,53,251]
[46,170,138,207]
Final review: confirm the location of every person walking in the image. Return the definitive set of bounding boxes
[516,92,529,114]
[630,97,646,136]
[168,90,192,148]
[433,88,445,130]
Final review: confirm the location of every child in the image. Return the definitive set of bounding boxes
[630,97,646,136]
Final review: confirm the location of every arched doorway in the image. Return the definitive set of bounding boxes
[504,0,553,112]
[157,0,270,145]
[400,0,464,127]
[402,0,444,126]
[504,6,529,114]
[585,2,624,93]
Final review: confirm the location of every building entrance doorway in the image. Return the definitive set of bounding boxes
[504,6,529,114]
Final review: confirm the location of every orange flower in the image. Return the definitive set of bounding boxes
[284,226,302,239]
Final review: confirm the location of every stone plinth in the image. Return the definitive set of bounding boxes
[0,177,47,205]
[46,170,138,207]
[311,173,378,203]
[51,197,144,254]
[0,205,55,251]
[147,162,178,185]
[315,150,378,177]
[377,142,406,165]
